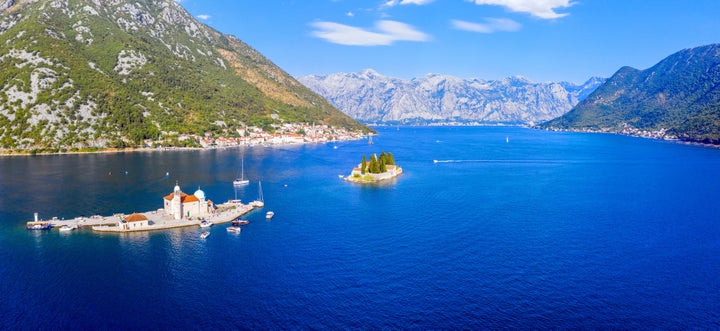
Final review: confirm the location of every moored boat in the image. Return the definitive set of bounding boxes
[58,225,77,232]
[232,219,249,226]
[26,221,53,230]
[200,220,213,228]
[200,231,210,239]
[226,226,241,234]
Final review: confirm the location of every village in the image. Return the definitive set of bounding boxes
[147,123,368,149]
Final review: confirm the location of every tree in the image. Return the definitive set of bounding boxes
[380,158,386,173]
[361,155,367,174]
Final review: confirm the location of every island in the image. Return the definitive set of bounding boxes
[345,152,402,183]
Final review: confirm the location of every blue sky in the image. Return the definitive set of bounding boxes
[176,0,720,83]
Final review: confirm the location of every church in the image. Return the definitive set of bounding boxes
[163,183,215,220]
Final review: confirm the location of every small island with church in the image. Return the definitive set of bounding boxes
[346,151,402,183]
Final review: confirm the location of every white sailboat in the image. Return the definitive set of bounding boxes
[233,155,249,186]
[251,181,265,208]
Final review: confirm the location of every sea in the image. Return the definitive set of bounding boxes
[1,126,719,329]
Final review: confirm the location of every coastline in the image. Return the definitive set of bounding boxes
[0,135,368,157]
[538,127,720,149]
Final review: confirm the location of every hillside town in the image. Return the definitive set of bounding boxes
[146,123,368,149]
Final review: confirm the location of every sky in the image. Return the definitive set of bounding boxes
[175,0,720,83]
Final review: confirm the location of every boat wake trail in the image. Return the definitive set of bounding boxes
[433,159,571,164]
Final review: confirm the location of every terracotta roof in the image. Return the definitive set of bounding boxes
[125,213,148,222]
[183,195,199,203]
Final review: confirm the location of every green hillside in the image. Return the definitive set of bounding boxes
[540,44,720,144]
[0,0,367,151]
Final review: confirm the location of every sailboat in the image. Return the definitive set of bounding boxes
[368,135,373,145]
[251,181,265,208]
[233,155,250,186]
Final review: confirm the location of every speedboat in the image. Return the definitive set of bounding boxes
[233,178,249,186]
[265,211,274,219]
[200,220,214,228]
[232,219,249,226]
[226,226,241,234]
[200,231,210,239]
[58,225,77,232]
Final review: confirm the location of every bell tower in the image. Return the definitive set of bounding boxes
[172,181,182,220]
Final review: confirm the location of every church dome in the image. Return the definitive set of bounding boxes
[194,188,206,200]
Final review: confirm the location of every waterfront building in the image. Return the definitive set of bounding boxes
[163,183,215,220]
[119,213,149,230]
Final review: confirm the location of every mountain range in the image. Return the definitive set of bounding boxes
[542,43,720,144]
[298,70,604,125]
[0,0,364,151]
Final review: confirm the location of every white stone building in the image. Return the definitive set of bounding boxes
[163,183,215,220]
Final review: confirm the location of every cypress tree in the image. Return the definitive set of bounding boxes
[361,155,367,174]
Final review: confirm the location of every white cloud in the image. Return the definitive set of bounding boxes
[451,18,521,33]
[385,0,435,6]
[310,20,429,46]
[347,11,355,17]
[197,14,211,20]
[469,0,573,19]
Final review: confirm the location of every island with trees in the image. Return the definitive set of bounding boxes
[345,152,403,183]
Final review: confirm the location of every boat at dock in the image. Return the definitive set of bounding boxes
[250,181,265,208]
[26,212,53,230]
[226,226,241,234]
[58,225,77,232]
[26,221,53,230]
[266,211,274,219]
[200,231,210,239]
[232,219,249,226]
[200,220,213,228]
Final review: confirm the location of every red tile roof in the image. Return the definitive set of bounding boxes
[125,213,148,222]
[164,191,200,203]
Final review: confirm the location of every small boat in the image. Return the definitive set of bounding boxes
[233,155,250,186]
[26,221,53,230]
[266,211,274,219]
[200,220,214,228]
[368,136,373,145]
[200,231,210,239]
[226,226,242,234]
[58,225,77,232]
[232,219,249,226]
[251,181,265,208]
[338,175,344,179]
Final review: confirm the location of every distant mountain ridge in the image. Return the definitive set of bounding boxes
[0,0,365,150]
[298,70,604,125]
[541,43,720,144]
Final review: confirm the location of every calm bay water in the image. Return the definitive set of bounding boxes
[1,126,719,329]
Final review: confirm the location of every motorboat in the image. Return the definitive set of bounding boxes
[266,211,274,219]
[232,219,249,226]
[200,231,210,239]
[200,220,214,228]
[226,226,241,234]
[26,221,52,230]
[58,225,77,232]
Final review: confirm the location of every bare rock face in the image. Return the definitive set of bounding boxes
[299,69,604,125]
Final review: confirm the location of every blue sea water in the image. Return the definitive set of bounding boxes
[1,126,719,329]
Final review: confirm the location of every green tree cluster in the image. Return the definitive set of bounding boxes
[360,151,396,174]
